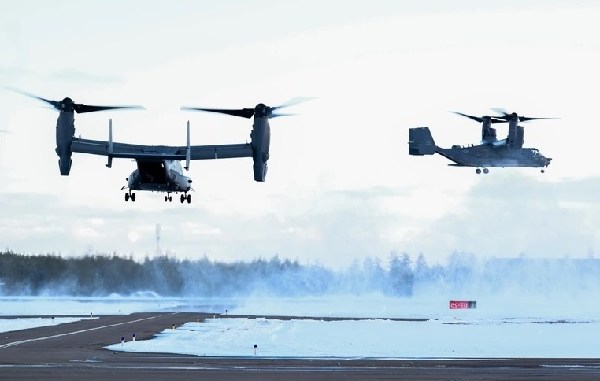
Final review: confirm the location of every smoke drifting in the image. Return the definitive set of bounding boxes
[1,251,599,298]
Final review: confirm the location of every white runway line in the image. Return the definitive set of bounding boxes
[0,314,165,349]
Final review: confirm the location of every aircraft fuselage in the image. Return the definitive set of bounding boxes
[127,159,191,193]
[438,144,551,168]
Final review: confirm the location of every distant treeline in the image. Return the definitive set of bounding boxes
[1,251,600,297]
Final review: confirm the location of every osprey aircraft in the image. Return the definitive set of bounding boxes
[408,110,554,174]
[18,91,305,203]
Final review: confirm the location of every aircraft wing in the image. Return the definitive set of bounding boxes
[71,137,253,161]
[187,143,253,160]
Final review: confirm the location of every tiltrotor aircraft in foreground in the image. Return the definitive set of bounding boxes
[409,110,554,174]
[18,90,307,203]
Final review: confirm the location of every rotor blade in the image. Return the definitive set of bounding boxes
[181,106,255,119]
[519,116,559,122]
[4,87,62,110]
[453,111,483,123]
[490,108,558,123]
[272,96,316,111]
[453,111,508,124]
[491,107,510,117]
[492,114,558,122]
[74,104,144,114]
[6,87,144,113]
[270,112,296,118]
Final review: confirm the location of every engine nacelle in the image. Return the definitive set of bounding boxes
[58,155,72,176]
[507,125,525,149]
[56,112,75,175]
[250,116,271,182]
[253,152,268,182]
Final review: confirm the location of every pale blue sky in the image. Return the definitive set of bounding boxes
[1,1,599,267]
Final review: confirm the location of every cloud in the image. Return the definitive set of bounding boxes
[404,173,600,261]
[6,173,599,270]
[127,231,140,243]
[74,227,100,239]
[0,65,122,86]
[182,222,223,236]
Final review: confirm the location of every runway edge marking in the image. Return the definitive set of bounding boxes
[0,314,167,349]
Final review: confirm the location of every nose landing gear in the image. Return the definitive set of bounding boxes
[476,168,489,174]
[124,192,136,202]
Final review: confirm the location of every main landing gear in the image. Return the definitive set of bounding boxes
[475,168,489,175]
[124,192,136,202]
[180,193,192,204]
[163,194,191,203]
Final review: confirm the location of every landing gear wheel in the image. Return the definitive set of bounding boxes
[125,193,130,202]
[483,168,489,174]
[131,193,136,202]
[180,194,185,203]
[541,169,545,173]
[186,194,191,204]
[164,195,168,202]
[169,196,173,202]
[476,168,482,175]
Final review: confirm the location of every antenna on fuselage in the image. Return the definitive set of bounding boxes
[185,121,191,171]
[106,119,114,168]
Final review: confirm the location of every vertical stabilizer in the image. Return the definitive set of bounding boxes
[409,127,437,155]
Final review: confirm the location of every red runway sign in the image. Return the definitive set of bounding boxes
[449,300,476,309]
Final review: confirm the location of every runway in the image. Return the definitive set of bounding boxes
[1,312,600,380]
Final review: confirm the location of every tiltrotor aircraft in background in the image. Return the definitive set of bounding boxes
[408,110,554,174]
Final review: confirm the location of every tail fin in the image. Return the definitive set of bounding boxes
[409,127,437,155]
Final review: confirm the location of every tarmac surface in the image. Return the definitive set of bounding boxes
[1,312,600,380]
